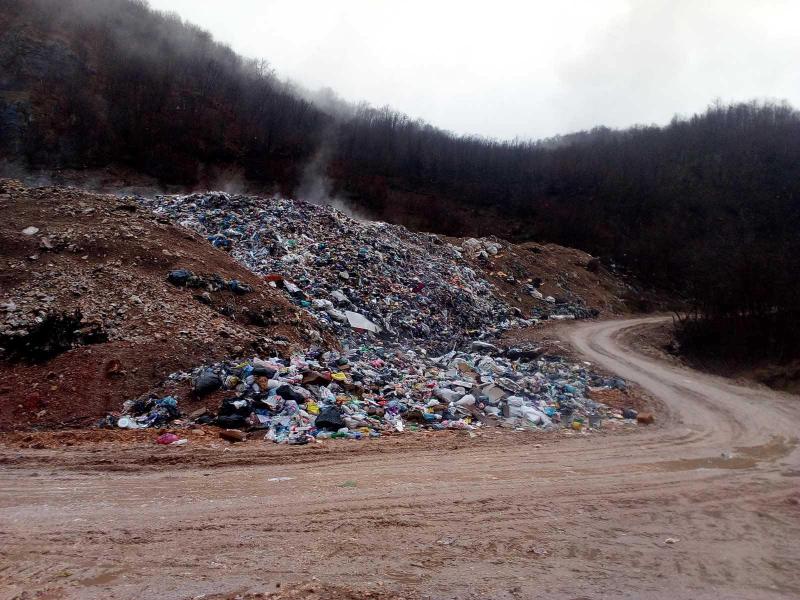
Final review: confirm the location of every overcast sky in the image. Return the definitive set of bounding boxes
[147,0,800,140]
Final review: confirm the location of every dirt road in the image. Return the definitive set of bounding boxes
[1,317,799,599]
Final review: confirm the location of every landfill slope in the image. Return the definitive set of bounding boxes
[0,181,327,430]
[140,192,628,345]
[0,183,633,434]
[141,192,523,351]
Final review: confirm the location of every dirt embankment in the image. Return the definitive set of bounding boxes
[0,180,329,430]
[450,235,632,318]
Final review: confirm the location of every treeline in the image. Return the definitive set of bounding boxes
[2,0,800,360]
[0,0,328,184]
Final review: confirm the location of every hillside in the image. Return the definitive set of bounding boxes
[2,0,800,366]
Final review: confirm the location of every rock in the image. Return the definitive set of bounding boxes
[189,407,208,420]
[636,412,655,425]
[219,429,246,442]
[22,226,39,235]
[104,359,123,378]
[622,408,638,419]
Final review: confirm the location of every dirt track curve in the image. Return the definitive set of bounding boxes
[1,317,799,600]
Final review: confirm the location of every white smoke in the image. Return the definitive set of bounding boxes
[295,148,370,222]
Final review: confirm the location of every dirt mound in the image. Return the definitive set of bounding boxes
[453,236,630,318]
[0,181,327,430]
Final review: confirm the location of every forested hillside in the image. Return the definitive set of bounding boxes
[2,0,799,361]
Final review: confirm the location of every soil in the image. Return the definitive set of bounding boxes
[453,237,630,317]
[1,317,798,599]
[0,180,330,431]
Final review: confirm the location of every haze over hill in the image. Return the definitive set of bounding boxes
[146,0,800,140]
[1,0,799,371]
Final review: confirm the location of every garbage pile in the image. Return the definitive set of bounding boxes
[139,192,532,351]
[114,395,180,429]
[104,191,639,443]
[118,344,630,443]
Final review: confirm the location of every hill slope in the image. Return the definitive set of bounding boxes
[2,0,799,363]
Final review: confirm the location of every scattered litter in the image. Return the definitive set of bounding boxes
[155,432,180,445]
[118,396,179,429]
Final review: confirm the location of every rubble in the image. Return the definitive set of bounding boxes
[456,238,629,320]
